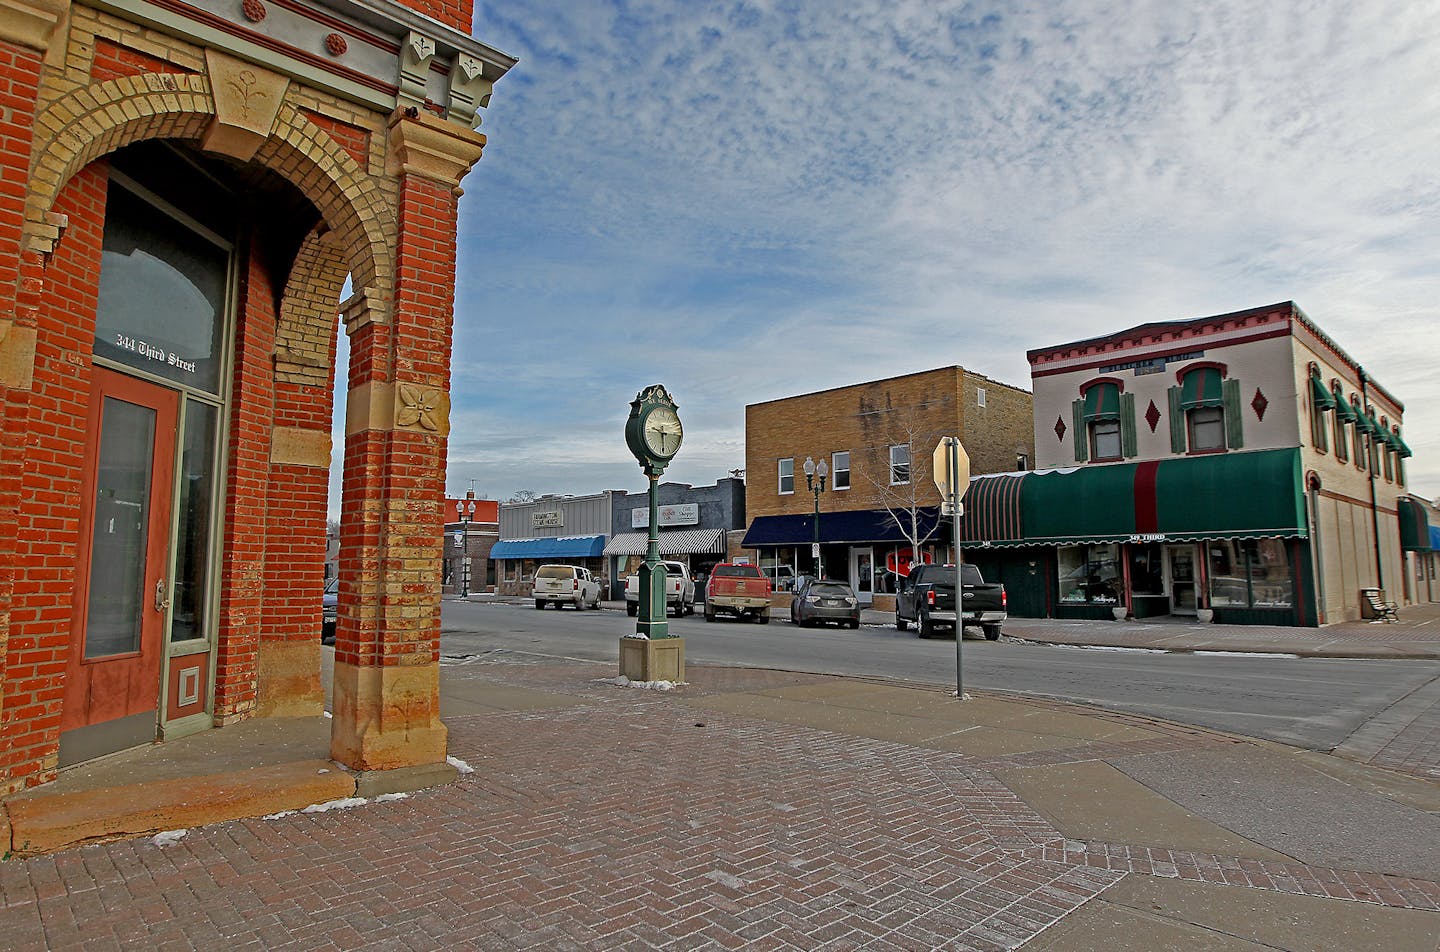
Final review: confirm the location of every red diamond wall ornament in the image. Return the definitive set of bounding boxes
[1252,388,1268,421]
[1054,416,1067,441]
[1145,400,1161,433]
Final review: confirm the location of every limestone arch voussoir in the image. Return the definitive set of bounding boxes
[253,102,396,302]
[24,75,396,307]
[274,222,350,387]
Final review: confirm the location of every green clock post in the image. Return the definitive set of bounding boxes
[620,385,686,682]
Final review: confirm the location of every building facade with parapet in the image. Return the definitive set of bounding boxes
[0,0,513,794]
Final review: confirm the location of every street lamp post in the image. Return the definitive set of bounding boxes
[803,456,828,577]
[455,492,476,598]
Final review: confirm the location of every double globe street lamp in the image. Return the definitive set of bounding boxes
[455,493,477,597]
[803,456,828,577]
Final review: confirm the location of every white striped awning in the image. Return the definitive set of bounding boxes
[602,528,727,557]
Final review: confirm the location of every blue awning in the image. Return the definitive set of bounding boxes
[489,535,606,559]
[742,508,942,547]
[1431,525,1440,551]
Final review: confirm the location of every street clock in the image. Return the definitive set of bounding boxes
[625,384,683,477]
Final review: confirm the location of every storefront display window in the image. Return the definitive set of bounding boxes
[1207,540,1293,608]
[1128,544,1163,596]
[761,547,797,591]
[1058,544,1121,605]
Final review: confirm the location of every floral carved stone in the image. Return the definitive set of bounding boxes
[241,0,266,22]
[396,384,443,432]
[325,33,348,56]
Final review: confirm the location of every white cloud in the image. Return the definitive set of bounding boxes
[406,1,1440,503]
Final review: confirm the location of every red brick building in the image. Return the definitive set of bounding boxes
[0,0,512,794]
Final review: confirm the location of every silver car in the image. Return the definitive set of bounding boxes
[790,578,861,629]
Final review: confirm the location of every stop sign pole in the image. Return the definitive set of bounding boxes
[933,437,970,698]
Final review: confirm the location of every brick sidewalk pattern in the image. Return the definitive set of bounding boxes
[2,659,1437,950]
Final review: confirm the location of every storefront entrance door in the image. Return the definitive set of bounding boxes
[1166,545,1197,615]
[850,547,874,605]
[60,368,179,766]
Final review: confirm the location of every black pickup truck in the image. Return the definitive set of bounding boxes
[894,563,1007,640]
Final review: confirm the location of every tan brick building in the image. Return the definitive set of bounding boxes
[742,367,1034,605]
[0,0,512,794]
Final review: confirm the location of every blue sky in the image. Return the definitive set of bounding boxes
[336,1,1440,512]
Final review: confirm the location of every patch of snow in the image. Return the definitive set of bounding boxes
[1193,650,1301,659]
[447,755,475,775]
[323,711,333,718]
[151,829,187,847]
[622,633,650,641]
[262,811,297,820]
[1053,644,1168,654]
[704,870,746,889]
[302,797,369,814]
[374,793,409,802]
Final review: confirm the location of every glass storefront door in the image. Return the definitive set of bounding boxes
[850,547,874,605]
[1166,545,1197,615]
[60,370,179,765]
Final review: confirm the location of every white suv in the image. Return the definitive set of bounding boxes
[533,564,602,610]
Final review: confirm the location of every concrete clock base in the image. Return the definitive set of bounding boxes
[619,637,685,683]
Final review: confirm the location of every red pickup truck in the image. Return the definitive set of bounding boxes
[704,563,772,624]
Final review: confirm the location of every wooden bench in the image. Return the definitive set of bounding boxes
[1362,589,1399,623]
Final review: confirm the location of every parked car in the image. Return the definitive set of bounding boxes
[789,578,860,629]
[532,564,602,610]
[895,563,1007,639]
[624,560,696,617]
[705,563,772,623]
[322,576,338,644]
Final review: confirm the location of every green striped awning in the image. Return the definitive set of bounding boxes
[1179,367,1224,410]
[1399,498,1432,552]
[1332,389,1357,423]
[1081,382,1121,421]
[1021,449,1306,545]
[1308,374,1336,411]
[958,473,1027,545]
[1397,432,1414,458]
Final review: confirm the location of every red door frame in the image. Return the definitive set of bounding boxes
[62,367,178,734]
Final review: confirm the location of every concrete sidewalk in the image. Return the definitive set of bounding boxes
[3,654,1439,949]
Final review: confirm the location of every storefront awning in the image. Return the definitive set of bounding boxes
[1309,374,1336,411]
[1021,448,1306,545]
[742,508,942,547]
[1082,382,1120,421]
[959,472,1027,545]
[603,529,726,557]
[489,535,606,560]
[1398,498,1433,552]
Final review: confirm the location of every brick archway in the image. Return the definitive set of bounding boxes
[25,72,394,306]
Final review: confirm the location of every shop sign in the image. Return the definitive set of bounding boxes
[886,548,933,577]
[631,503,699,528]
[533,511,563,529]
[1129,533,1167,542]
[453,530,464,547]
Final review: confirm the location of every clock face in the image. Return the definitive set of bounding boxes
[643,406,682,458]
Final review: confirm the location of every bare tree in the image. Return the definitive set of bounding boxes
[506,489,538,504]
[856,409,946,571]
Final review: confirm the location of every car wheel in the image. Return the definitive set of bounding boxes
[896,614,908,631]
[758,612,771,625]
[919,615,934,639]
[849,619,860,630]
[704,604,716,622]
[535,599,545,610]
[983,624,1001,641]
[626,602,638,617]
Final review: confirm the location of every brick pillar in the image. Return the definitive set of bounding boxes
[329,111,485,771]
[0,9,59,795]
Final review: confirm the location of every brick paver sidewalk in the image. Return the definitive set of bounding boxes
[2,659,1437,950]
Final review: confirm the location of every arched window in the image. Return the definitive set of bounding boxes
[1169,364,1240,454]
[1071,378,1135,463]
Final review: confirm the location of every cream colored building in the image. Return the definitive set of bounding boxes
[1016,301,1422,624]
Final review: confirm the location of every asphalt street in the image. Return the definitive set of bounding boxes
[440,600,1440,753]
